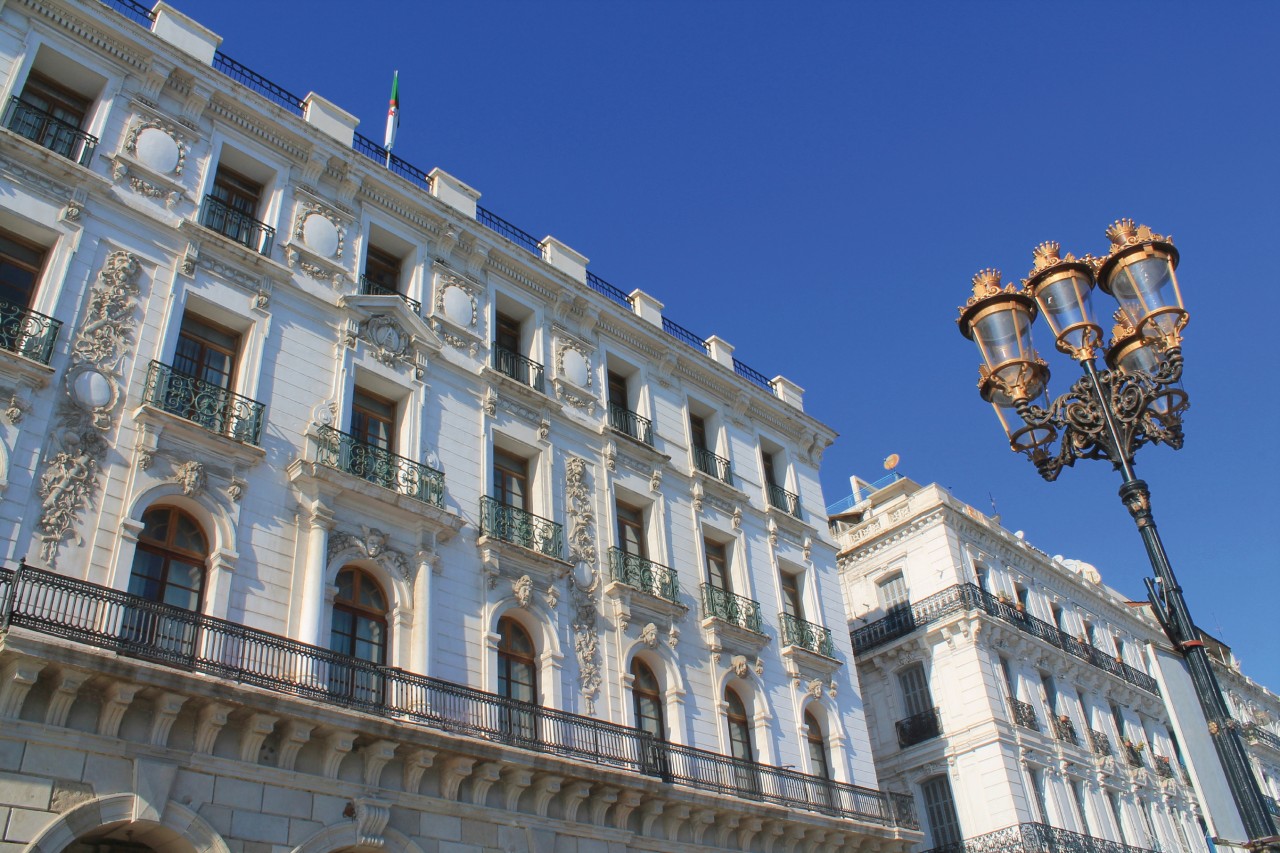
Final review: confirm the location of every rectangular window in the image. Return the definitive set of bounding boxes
[174,315,239,390]
[364,245,402,291]
[899,663,934,718]
[616,501,646,558]
[607,370,628,408]
[202,164,271,253]
[1040,673,1058,714]
[761,450,778,488]
[1030,768,1051,825]
[704,539,730,592]
[877,572,909,611]
[0,229,46,310]
[496,312,521,354]
[689,413,709,452]
[351,388,396,452]
[780,572,802,620]
[921,776,962,847]
[493,449,529,510]
[1000,657,1017,700]
[1072,780,1093,835]
[20,71,91,129]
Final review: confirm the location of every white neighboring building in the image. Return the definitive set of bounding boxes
[1201,635,1280,825]
[0,2,921,853]
[830,474,1211,853]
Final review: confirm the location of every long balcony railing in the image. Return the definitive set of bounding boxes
[491,345,545,393]
[1051,714,1079,747]
[779,613,835,657]
[1010,699,1040,732]
[919,822,1159,853]
[1243,721,1280,753]
[0,563,916,830]
[358,276,422,314]
[3,97,97,165]
[315,425,445,507]
[849,583,1161,696]
[895,708,942,749]
[700,584,763,634]
[607,402,653,446]
[767,483,802,517]
[608,547,679,604]
[693,446,733,485]
[143,361,265,445]
[1089,729,1113,757]
[199,195,275,255]
[0,299,60,365]
[479,496,562,559]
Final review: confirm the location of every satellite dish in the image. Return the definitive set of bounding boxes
[884,453,900,471]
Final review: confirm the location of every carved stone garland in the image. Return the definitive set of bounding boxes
[565,456,601,713]
[37,252,143,563]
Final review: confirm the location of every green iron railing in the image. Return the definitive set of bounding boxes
[3,97,97,165]
[608,402,653,446]
[920,822,1159,853]
[143,361,265,445]
[358,276,422,315]
[608,547,679,604]
[767,483,802,517]
[779,612,835,657]
[315,425,444,507]
[492,345,545,393]
[693,446,733,485]
[0,298,60,365]
[700,584,763,633]
[480,496,562,558]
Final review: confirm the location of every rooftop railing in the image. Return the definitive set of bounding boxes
[143,361,265,446]
[0,298,61,365]
[476,206,541,256]
[358,276,422,315]
[825,471,907,515]
[662,316,710,354]
[700,584,763,634]
[895,708,942,749]
[849,583,1161,696]
[0,563,916,830]
[733,357,774,392]
[315,425,445,507]
[4,97,98,166]
[608,547,679,604]
[919,822,1158,853]
[101,0,156,25]
[779,613,835,658]
[212,53,305,116]
[479,496,563,559]
[585,272,634,310]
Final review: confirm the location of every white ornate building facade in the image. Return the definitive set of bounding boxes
[0,3,920,853]
[829,475,1216,853]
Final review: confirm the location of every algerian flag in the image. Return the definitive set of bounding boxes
[384,71,399,152]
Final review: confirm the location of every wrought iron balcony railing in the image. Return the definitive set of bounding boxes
[1123,741,1146,768]
[585,272,634,310]
[143,361,265,445]
[358,276,422,314]
[479,496,562,559]
[199,194,275,255]
[1267,796,1280,819]
[491,345,545,393]
[607,402,653,446]
[212,53,305,116]
[1153,755,1175,779]
[919,822,1159,853]
[896,707,942,749]
[779,613,835,657]
[1010,699,1040,732]
[3,97,97,165]
[1051,714,1079,746]
[693,446,733,485]
[0,298,60,365]
[608,547,679,604]
[1243,721,1280,753]
[767,483,802,517]
[700,584,763,634]
[849,583,1161,696]
[0,563,917,830]
[1089,729,1113,757]
[315,424,444,507]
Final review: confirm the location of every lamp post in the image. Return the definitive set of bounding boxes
[956,220,1279,851]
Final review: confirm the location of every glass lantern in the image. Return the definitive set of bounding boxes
[1098,223,1186,349]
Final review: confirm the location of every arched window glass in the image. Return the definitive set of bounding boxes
[725,686,758,795]
[805,711,831,780]
[330,568,388,664]
[631,658,665,740]
[129,506,207,610]
[498,617,538,740]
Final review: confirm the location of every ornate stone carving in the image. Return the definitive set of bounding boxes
[544,583,559,609]
[4,395,29,425]
[482,387,497,417]
[650,468,662,493]
[640,622,658,649]
[565,456,601,713]
[538,418,551,442]
[329,526,412,581]
[668,625,680,649]
[37,251,142,564]
[731,655,750,679]
[226,479,246,502]
[174,460,205,496]
[513,575,533,609]
[603,440,616,473]
[125,120,186,174]
[292,201,345,259]
[807,678,824,699]
[359,315,412,369]
[565,457,597,569]
[692,480,704,513]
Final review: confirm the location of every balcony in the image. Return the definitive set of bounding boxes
[1123,741,1146,768]
[491,345,544,393]
[608,547,678,604]
[693,446,733,485]
[3,97,97,165]
[0,561,917,832]
[1010,699,1040,732]
[1243,721,1280,753]
[479,496,562,559]
[0,299,61,365]
[700,584,763,634]
[358,276,422,314]
[1089,729,1113,758]
[895,707,942,749]
[607,402,653,446]
[849,583,1161,696]
[199,194,275,255]
[919,822,1158,853]
[315,424,444,507]
[1153,755,1175,779]
[1051,714,1079,747]
[142,361,265,445]
[779,613,835,658]
[767,482,802,518]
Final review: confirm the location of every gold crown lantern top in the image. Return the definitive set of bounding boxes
[1110,307,1138,346]
[1106,218,1173,252]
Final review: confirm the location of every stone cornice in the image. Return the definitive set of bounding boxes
[22,0,150,72]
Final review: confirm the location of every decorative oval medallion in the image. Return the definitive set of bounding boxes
[134,127,180,174]
[302,213,340,258]
[561,348,589,388]
[70,367,115,410]
[441,285,473,326]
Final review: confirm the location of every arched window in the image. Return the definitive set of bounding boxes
[631,658,665,740]
[725,686,759,794]
[330,568,388,664]
[498,616,538,740]
[805,711,831,780]
[128,506,207,609]
[921,775,962,846]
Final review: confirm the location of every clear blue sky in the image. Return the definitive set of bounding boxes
[169,1,1280,689]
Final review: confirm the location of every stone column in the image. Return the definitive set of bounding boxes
[297,501,334,648]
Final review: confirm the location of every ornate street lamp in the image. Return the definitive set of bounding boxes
[957,220,1279,851]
